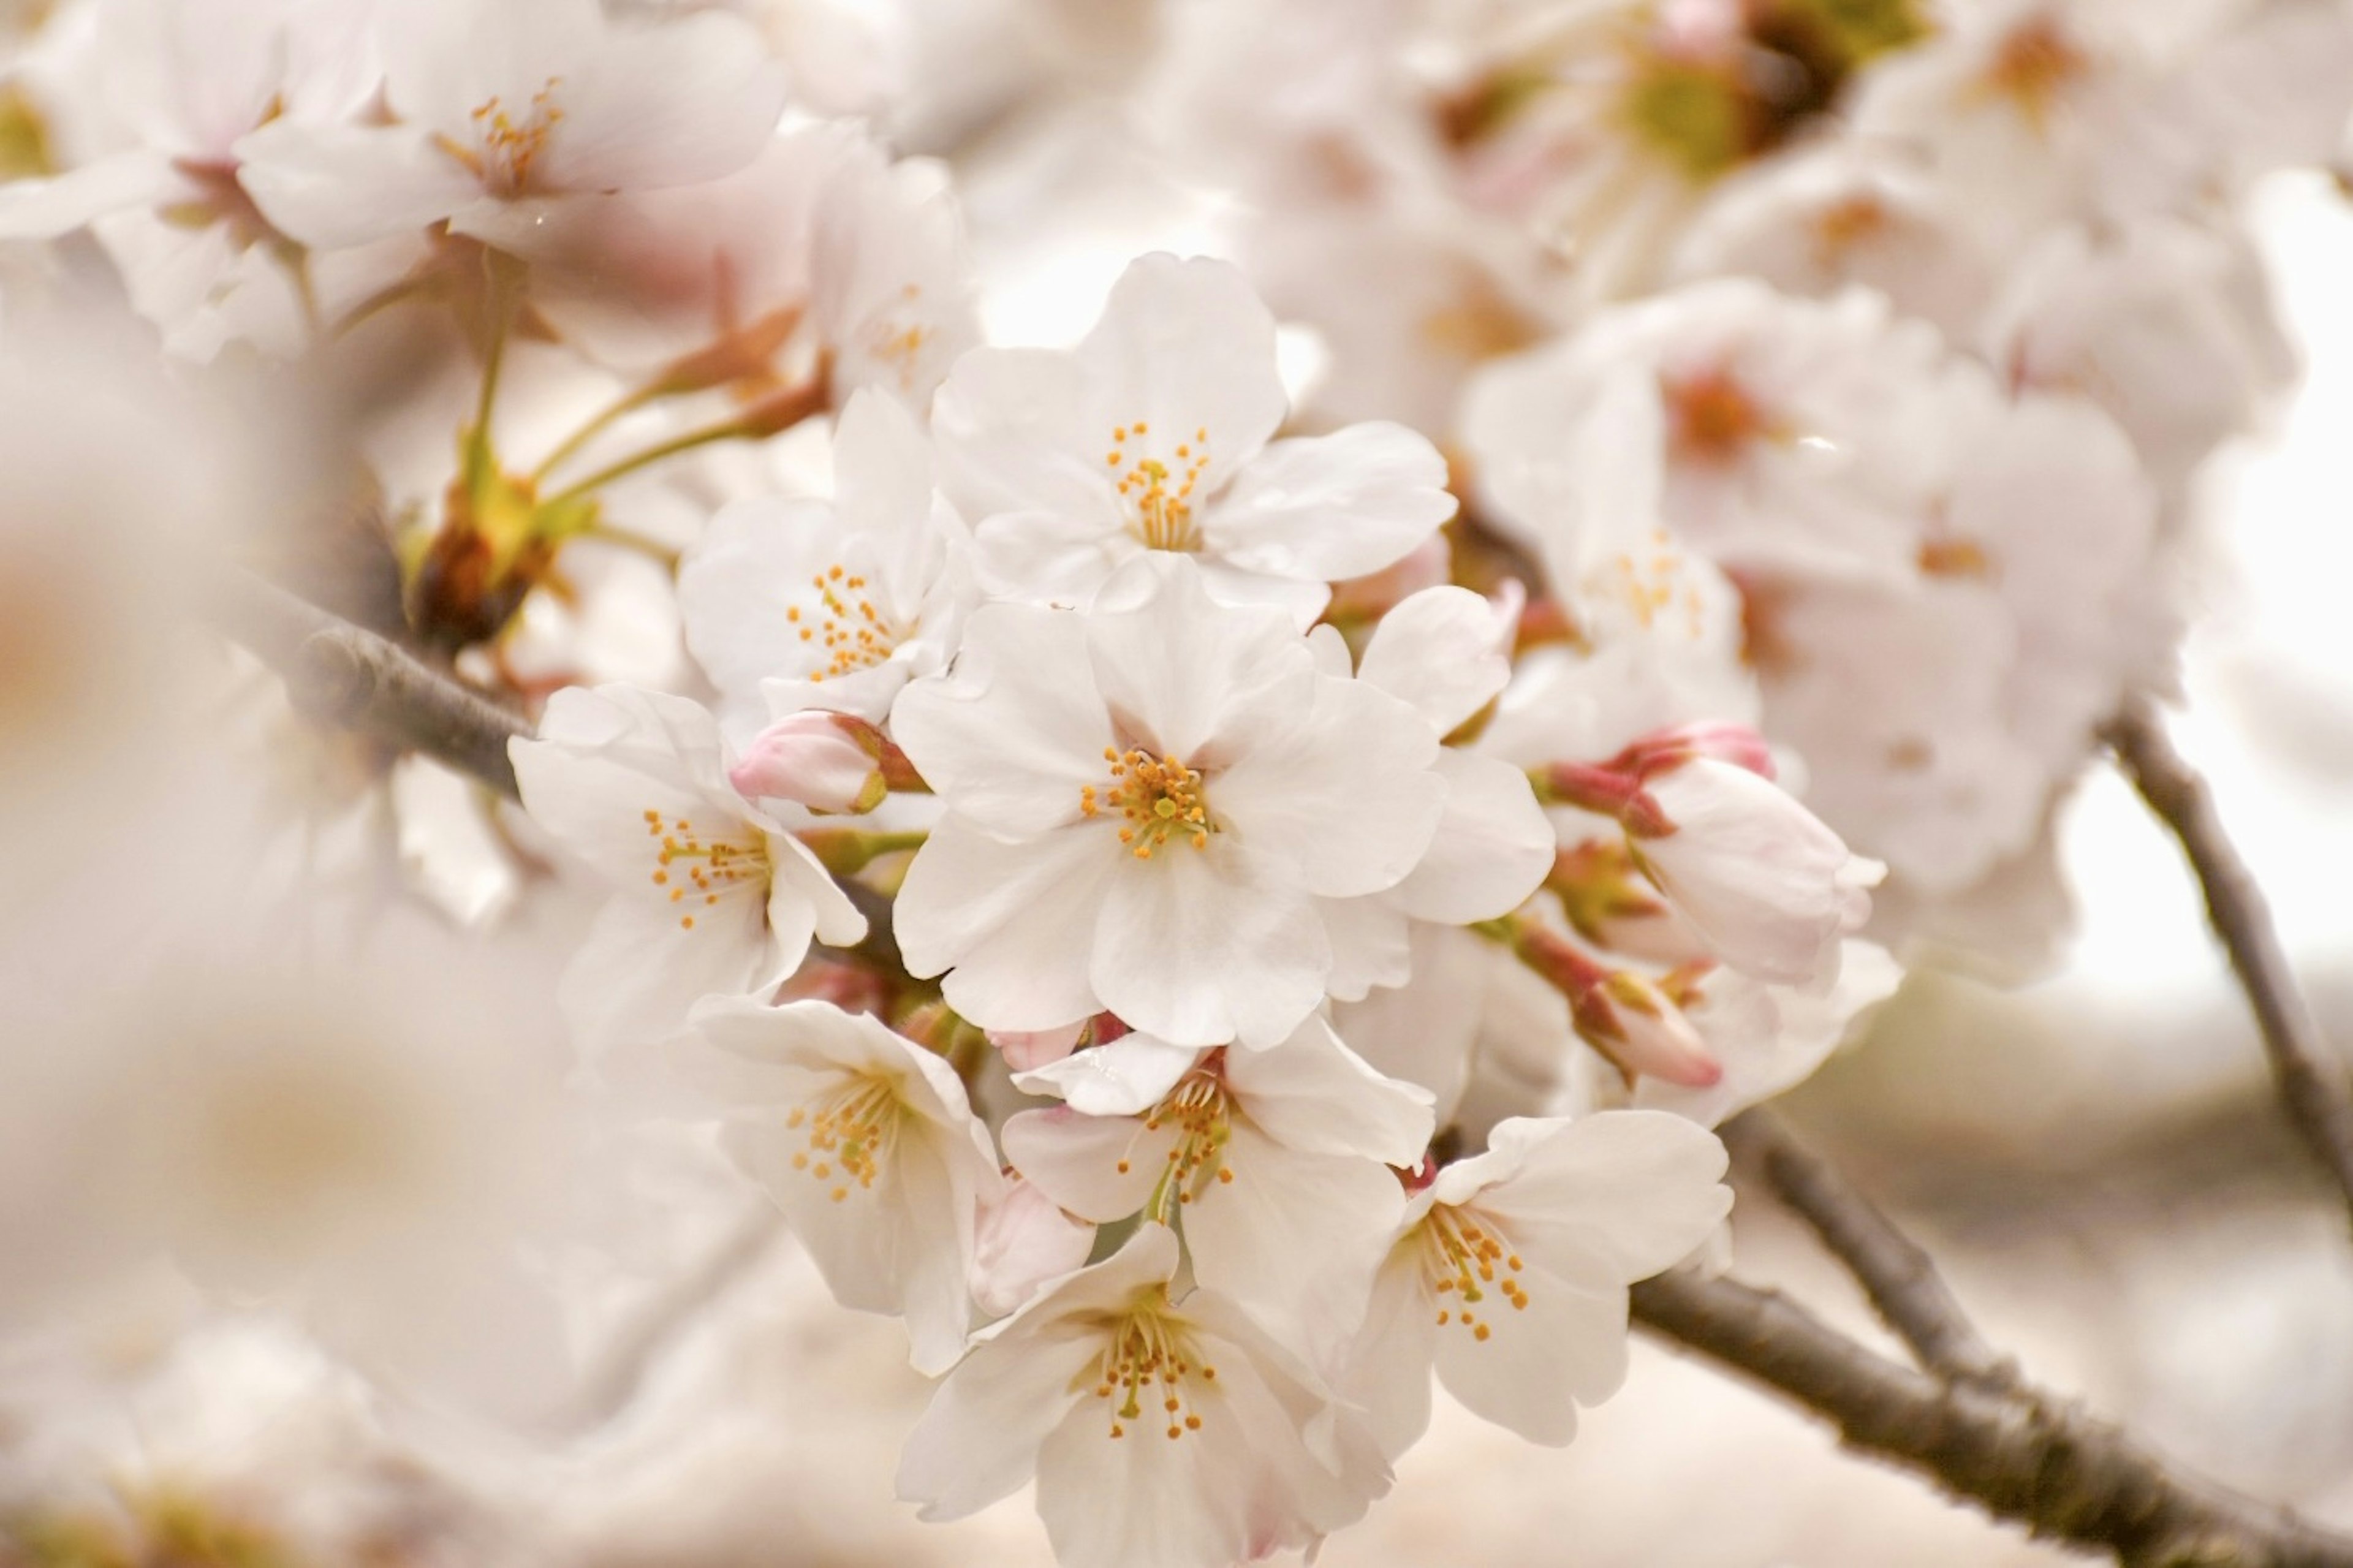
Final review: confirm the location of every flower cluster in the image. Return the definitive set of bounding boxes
[0,0,2338,1562]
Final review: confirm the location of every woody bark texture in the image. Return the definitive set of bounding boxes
[2105,700,2353,1231]
[1633,1270,2353,1568]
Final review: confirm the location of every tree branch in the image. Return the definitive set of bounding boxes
[1724,1108,2014,1388]
[2104,700,2353,1229]
[218,572,529,800]
[1632,1269,2353,1568]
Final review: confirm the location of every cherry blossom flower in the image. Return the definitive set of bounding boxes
[494,119,978,409]
[929,252,1457,619]
[1004,1017,1434,1346]
[896,1224,1385,1568]
[1464,278,2164,929]
[0,0,381,357]
[690,998,1002,1374]
[236,0,788,253]
[1343,1111,1730,1457]
[1319,584,1557,999]
[889,553,1448,1047]
[681,388,977,730]
[509,685,866,1056]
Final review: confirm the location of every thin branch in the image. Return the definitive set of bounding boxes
[2104,700,2353,1228]
[218,572,529,799]
[1632,1269,2353,1568]
[1724,1108,2014,1388]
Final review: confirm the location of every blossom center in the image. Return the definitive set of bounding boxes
[1593,526,1706,637]
[1132,1067,1237,1218]
[1420,1202,1529,1342]
[870,283,932,390]
[1105,422,1211,551]
[441,78,564,196]
[784,1073,903,1203]
[1980,17,2088,127]
[787,561,899,683]
[1082,746,1214,859]
[1664,365,1773,466]
[1089,1297,1218,1442]
[643,808,771,931]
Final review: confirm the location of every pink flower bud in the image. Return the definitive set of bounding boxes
[1631,759,1880,986]
[1585,970,1722,1088]
[730,711,889,815]
[1612,722,1776,782]
[1507,919,1722,1088]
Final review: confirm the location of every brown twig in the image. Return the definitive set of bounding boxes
[1725,1108,2015,1388]
[2104,700,2353,1229]
[1633,1269,2353,1568]
[218,572,529,799]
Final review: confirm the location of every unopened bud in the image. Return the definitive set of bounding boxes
[1610,722,1776,783]
[730,710,923,815]
[1548,839,1707,968]
[1507,918,1721,1088]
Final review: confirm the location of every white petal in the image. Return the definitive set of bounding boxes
[931,346,1106,527]
[1213,673,1444,899]
[895,818,1110,1029]
[1343,1241,1441,1460]
[1222,1017,1433,1164]
[1082,553,1313,761]
[558,893,778,1057]
[1091,839,1330,1048]
[0,153,182,239]
[1075,253,1287,500]
[1184,1126,1403,1349]
[542,12,787,192]
[889,603,1108,838]
[1205,422,1456,583]
[1356,585,1514,735]
[1001,1105,1170,1222]
[896,1319,1102,1521]
[1012,1034,1207,1116]
[234,119,478,249]
[1478,1112,1733,1282]
[1393,749,1555,924]
[1430,1253,1629,1445]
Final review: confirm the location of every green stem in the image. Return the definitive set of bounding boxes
[469,253,517,458]
[539,416,754,510]
[577,519,681,570]
[531,383,661,485]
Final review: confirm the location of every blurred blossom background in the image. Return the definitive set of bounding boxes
[2,0,2352,1564]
